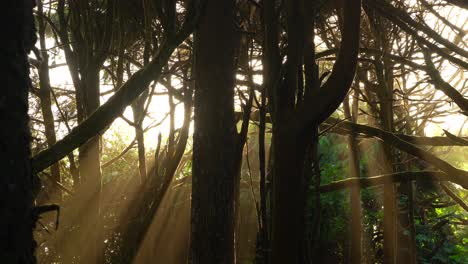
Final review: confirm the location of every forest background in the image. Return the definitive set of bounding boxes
[1,0,467,263]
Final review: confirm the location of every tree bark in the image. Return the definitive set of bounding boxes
[131,92,148,183]
[0,0,37,262]
[190,0,239,263]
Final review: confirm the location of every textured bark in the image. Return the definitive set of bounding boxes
[0,0,37,262]
[190,1,239,263]
[271,130,309,264]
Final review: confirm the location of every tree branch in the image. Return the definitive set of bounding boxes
[421,47,468,114]
[366,0,468,70]
[319,171,453,192]
[371,0,468,59]
[300,0,362,126]
[323,118,468,189]
[323,119,468,146]
[440,183,468,213]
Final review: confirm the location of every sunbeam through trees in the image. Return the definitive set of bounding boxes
[0,0,467,263]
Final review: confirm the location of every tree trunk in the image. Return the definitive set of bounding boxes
[365,9,398,263]
[76,67,103,263]
[378,86,397,264]
[271,130,309,264]
[37,0,62,202]
[266,0,361,262]
[396,65,418,264]
[131,39,150,184]
[270,1,308,261]
[0,0,37,262]
[131,94,147,183]
[395,181,417,264]
[190,0,238,263]
[344,92,362,264]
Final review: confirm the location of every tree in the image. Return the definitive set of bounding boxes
[262,0,362,262]
[190,0,240,263]
[0,0,38,262]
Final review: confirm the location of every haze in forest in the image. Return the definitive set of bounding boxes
[1,0,467,264]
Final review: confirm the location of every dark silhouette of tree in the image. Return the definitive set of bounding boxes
[0,0,38,262]
[190,0,251,263]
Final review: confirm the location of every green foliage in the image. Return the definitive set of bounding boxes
[101,132,139,184]
[307,134,350,260]
[318,134,348,183]
[414,186,468,263]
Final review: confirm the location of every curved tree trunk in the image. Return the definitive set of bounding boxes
[266,0,361,262]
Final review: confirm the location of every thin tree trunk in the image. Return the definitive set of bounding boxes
[344,92,362,264]
[256,76,269,264]
[379,84,397,264]
[257,0,281,260]
[365,9,398,263]
[37,0,62,202]
[131,37,151,183]
[395,64,417,264]
[396,66,418,264]
[78,67,103,263]
[131,95,147,183]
